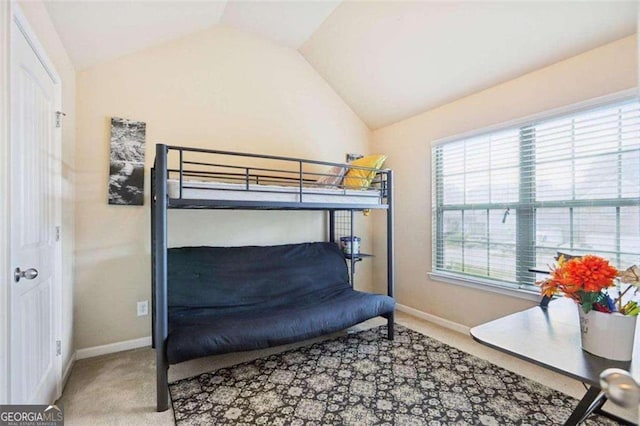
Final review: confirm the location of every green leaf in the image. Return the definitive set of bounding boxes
[578,291,599,313]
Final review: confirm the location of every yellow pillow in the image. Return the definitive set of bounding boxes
[344,155,387,189]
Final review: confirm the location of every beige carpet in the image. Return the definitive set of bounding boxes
[58,312,636,425]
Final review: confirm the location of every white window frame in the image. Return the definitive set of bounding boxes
[429,88,640,299]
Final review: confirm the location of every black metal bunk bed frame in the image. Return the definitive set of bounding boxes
[151,143,394,412]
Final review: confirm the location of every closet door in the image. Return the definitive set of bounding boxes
[10,13,61,404]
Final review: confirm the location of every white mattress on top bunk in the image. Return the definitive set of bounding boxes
[167,179,383,205]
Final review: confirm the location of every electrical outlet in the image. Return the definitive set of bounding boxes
[137,300,149,317]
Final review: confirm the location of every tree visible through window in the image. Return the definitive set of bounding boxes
[433,99,640,289]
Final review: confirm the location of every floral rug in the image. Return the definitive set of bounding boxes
[169,325,622,425]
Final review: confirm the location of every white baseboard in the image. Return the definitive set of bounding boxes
[76,336,152,360]
[396,303,470,335]
[62,352,75,387]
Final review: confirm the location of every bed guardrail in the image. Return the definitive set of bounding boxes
[154,144,390,207]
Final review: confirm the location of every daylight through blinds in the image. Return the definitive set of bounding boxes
[432,98,640,289]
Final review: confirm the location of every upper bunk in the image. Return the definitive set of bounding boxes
[152,144,392,211]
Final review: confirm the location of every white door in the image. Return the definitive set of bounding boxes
[10,17,61,404]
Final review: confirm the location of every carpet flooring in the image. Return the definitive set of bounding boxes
[169,324,621,425]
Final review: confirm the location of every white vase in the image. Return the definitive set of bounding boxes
[578,307,637,361]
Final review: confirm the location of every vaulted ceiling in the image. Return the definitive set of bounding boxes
[44,0,638,129]
[301,1,638,128]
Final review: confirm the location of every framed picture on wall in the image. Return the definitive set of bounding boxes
[108,117,146,205]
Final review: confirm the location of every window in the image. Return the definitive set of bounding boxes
[432,97,640,290]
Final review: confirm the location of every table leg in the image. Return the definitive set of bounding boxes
[563,386,605,426]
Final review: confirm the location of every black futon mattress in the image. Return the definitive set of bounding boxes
[166,242,395,364]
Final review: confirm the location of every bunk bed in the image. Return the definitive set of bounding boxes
[151,144,394,412]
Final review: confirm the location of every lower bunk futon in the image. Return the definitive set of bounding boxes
[166,242,395,365]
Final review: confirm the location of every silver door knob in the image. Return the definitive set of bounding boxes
[14,267,38,282]
[600,368,640,408]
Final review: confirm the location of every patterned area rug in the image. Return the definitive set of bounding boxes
[169,325,622,425]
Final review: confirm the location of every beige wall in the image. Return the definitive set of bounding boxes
[371,35,638,327]
[75,25,372,350]
[16,0,76,378]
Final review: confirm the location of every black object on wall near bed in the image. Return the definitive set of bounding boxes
[151,144,395,412]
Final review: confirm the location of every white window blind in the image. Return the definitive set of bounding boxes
[432,98,640,289]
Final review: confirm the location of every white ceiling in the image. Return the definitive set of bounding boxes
[44,1,637,129]
[220,1,340,49]
[43,0,340,70]
[44,1,228,70]
[301,1,638,129]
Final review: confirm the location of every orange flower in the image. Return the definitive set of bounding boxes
[565,255,618,292]
[536,255,618,299]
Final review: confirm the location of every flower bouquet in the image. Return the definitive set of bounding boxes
[537,254,640,360]
[538,254,639,316]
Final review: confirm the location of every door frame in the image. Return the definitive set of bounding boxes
[0,0,11,405]
[0,2,64,403]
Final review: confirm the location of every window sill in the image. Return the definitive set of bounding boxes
[428,271,542,303]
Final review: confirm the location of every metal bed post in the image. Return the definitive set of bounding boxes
[329,210,335,243]
[154,144,169,412]
[179,150,183,199]
[386,170,395,340]
[349,209,355,287]
[298,161,303,202]
[151,166,156,349]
